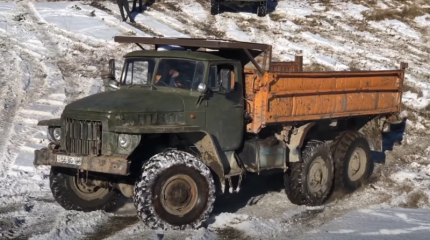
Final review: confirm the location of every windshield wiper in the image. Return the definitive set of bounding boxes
[155,80,177,92]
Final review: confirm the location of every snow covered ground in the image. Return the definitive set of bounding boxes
[1,0,430,239]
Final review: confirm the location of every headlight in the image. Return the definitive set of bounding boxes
[118,134,130,148]
[48,127,61,142]
[53,128,61,141]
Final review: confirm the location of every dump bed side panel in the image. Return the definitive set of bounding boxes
[246,70,404,133]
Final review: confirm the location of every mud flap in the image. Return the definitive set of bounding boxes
[359,117,383,152]
[287,122,316,163]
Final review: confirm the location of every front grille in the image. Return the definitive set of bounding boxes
[64,118,102,156]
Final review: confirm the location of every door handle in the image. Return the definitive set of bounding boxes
[232,104,243,108]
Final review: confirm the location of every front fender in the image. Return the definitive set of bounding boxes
[37,118,61,127]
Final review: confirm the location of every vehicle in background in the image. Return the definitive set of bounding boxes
[211,0,269,17]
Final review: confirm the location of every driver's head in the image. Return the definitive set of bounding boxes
[163,61,178,75]
[169,68,179,77]
[168,64,179,76]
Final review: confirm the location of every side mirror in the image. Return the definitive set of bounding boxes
[220,69,232,93]
[108,80,119,89]
[101,59,119,91]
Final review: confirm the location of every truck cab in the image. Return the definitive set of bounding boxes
[104,50,245,153]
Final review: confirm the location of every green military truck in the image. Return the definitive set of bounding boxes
[34,36,406,230]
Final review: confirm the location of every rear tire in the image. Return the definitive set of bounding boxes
[330,131,372,193]
[49,167,122,212]
[133,150,215,230]
[284,140,334,206]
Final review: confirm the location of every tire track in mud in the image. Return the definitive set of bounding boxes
[0,37,53,174]
[0,194,60,240]
[85,215,140,240]
[215,227,250,240]
[0,2,91,238]
[0,2,146,239]
[0,40,31,174]
[0,4,65,175]
[25,1,139,102]
[146,2,226,39]
[24,1,95,104]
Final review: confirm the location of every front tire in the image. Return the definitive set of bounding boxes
[133,150,215,230]
[49,167,122,212]
[284,140,334,206]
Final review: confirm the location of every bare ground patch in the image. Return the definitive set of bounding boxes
[362,3,430,22]
[399,191,430,208]
[151,2,225,38]
[215,227,250,240]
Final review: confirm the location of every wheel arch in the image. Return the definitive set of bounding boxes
[177,131,228,183]
[37,118,61,127]
[287,122,317,163]
[123,130,228,184]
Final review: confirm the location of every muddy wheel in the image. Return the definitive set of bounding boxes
[133,150,215,230]
[284,140,334,206]
[49,167,122,212]
[330,131,372,193]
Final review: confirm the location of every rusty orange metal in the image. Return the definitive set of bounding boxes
[269,55,303,72]
[245,60,407,133]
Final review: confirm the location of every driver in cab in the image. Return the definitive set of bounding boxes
[167,68,187,88]
[156,61,190,89]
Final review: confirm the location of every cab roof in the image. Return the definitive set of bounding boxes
[124,50,232,61]
[115,36,272,74]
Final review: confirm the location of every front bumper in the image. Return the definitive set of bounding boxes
[33,148,130,176]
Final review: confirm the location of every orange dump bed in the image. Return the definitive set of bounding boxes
[244,61,407,133]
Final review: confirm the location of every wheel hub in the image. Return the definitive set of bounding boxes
[167,182,189,205]
[307,157,329,194]
[348,148,367,181]
[71,177,109,200]
[161,174,198,216]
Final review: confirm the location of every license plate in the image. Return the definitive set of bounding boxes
[56,155,83,166]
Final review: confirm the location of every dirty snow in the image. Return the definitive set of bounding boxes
[296,208,430,240]
[1,0,430,239]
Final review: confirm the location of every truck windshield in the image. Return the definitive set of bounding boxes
[122,58,156,85]
[154,59,205,91]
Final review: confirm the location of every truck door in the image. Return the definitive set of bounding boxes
[205,63,244,151]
